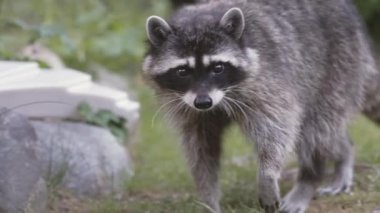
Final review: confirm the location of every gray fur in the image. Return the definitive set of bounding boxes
[143,0,379,212]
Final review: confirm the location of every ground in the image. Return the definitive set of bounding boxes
[49,86,380,213]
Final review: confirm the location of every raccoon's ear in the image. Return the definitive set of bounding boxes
[220,7,245,40]
[146,16,172,47]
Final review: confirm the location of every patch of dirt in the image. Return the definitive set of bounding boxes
[48,190,92,213]
[309,194,380,213]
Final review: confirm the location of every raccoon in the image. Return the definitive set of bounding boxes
[143,0,379,212]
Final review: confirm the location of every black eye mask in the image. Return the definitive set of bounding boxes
[153,62,247,93]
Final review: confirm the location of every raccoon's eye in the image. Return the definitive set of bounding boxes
[176,68,190,78]
[212,63,225,74]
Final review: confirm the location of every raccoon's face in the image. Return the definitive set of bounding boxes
[144,7,259,111]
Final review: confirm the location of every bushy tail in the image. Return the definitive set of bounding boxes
[363,68,380,125]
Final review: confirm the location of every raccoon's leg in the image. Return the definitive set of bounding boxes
[256,148,283,213]
[245,120,296,213]
[280,119,327,213]
[318,135,354,195]
[180,119,229,213]
[280,150,325,213]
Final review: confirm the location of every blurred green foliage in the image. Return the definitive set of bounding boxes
[0,0,170,73]
[354,0,380,45]
[76,102,128,142]
[0,0,378,74]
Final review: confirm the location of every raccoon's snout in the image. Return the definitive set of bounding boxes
[194,95,213,110]
[183,89,225,111]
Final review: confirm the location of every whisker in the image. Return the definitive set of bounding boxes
[151,97,182,127]
[224,95,256,121]
[221,99,235,119]
[225,87,257,97]
[225,99,240,120]
[164,100,189,124]
[223,90,287,133]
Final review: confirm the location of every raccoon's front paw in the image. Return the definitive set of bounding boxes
[259,198,280,213]
[280,197,307,213]
[280,184,313,213]
[258,177,280,213]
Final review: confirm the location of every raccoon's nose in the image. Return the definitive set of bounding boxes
[194,95,213,110]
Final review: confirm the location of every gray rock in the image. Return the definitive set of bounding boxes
[25,179,48,213]
[31,120,133,198]
[0,108,48,213]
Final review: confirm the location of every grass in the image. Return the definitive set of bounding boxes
[49,84,380,212]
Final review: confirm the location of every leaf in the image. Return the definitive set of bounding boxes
[77,102,94,122]
[76,102,128,142]
[110,127,127,141]
[95,109,119,123]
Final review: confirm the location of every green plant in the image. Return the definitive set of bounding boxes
[76,102,128,142]
[354,0,380,45]
[0,0,170,74]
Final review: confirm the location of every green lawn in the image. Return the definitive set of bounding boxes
[50,85,380,212]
